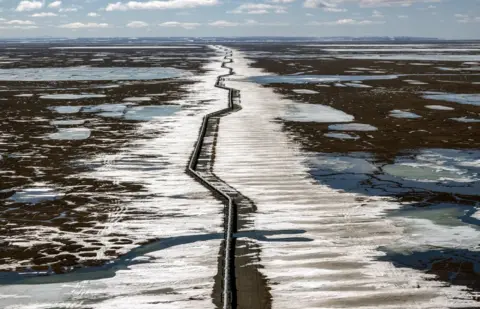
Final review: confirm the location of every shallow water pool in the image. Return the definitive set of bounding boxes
[283,102,354,123]
[250,74,398,85]
[48,127,91,140]
[0,67,188,81]
[124,105,181,121]
[328,123,378,131]
[423,93,480,107]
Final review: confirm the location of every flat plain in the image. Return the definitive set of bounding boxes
[0,39,479,309]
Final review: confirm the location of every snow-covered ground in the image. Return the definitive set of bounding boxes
[2,45,479,309]
[214,48,479,309]
[0,47,227,309]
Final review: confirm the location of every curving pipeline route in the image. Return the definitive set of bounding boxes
[187,46,271,309]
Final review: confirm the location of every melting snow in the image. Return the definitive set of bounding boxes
[0,67,188,81]
[283,103,354,123]
[425,105,455,111]
[48,127,91,140]
[40,94,106,100]
[423,93,480,107]
[329,123,378,131]
[10,185,64,205]
[389,110,422,119]
[292,89,319,94]
[324,132,359,140]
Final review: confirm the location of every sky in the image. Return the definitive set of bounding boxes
[0,0,479,39]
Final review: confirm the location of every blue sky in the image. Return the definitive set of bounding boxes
[0,0,479,38]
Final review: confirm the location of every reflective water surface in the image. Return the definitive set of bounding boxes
[251,74,398,84]
[0,67,188,81]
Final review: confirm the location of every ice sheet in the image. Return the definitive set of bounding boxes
[329,123,378,131]
[283,102,354,123]
[0,67,188,81]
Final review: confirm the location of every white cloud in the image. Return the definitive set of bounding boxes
[106,0,218,11]
[59,22,109,28]
[31,12,58,17]
[4,20,35,25]
[88,12,100,17]
[0,20,38,29]
[372,9,384,18]
[332,0,443,8]
[455,14,480,23]
[229,3,287,14]
[244,19,289,26]
[16,1,43,12]
[304,0,349,12]
[48,1,62,8]
[0,25,38,29]
[159,21,201,29]
[398,14,409,18]
[269,0,295,3]
[59,7,78,12]
[208,19,289,27]
[209,20,240,27]
[127,21,149,28]
[324,7,346,12]
[304,0,333,8]
[309,18,385,25]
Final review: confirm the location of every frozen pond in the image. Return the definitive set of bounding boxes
[48,127,91,140]
[344,82,372,88]
[83,103,129,113]
[49,106,82,114]
[51,119,86,126]
[436,66,480,72]
[10,186,64,205]
[124,105,181,121]
[14,94,34,97]
[425,105,455,111]
[389,203,479,228]
[384,149,480,184]
[336,54,480,61]
[40,94,106,100]
[292,89,319,94]
[94,84,120,89]
[50,46,201,49]
[98,112,124,118]
[328,123,378,131]
[49,103,180,121]
[325,48,480,52]
[123,97,152,102]
[450,117,480,123]
[423,92,480,107]
[389,110,422,119]
[0,67,188,81]
[324,132,359,140]
[308,148,480,198]
[283,102,354,123]
[250,74,398,84]
[404,79,428,85]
